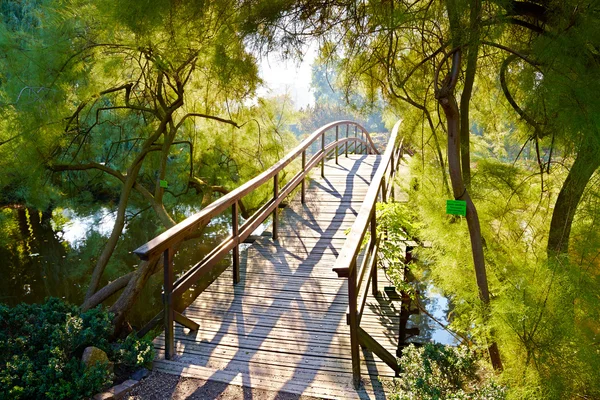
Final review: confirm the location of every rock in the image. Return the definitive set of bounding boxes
[82,346,113,374]
[93,379,139,400]
[130,367,150,381]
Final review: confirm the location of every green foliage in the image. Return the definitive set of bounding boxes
[390,343,506,400]
[0,298,154,400]
[399,155,600,399]
[375,202,421,293]
[108,334,154,370]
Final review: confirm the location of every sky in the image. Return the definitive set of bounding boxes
[256,41,317,110]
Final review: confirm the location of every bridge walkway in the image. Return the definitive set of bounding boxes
[152,155,401,399]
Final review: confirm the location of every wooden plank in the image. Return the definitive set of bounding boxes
[154,340,397,377]
[166,320,398,351]
[152,359,393,400]
[152,146,401,398]
[169,314,398,347]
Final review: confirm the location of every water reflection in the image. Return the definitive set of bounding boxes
[0,205,233,328]
[407,283,459,346]
[391,248,459,356]
[58,208,116,248]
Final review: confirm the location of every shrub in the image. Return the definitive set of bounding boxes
[0,298,154,400]
[390,343,506,400]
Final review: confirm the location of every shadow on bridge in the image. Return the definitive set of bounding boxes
[160,156,391,399]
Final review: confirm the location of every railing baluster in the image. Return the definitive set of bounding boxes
[321,131,325,178]
[335,125,339,165]
[345,124,349,157]
[273,173,279,240]
[163,247,174,360]
[232,202,240,284]
[371,212,378,297]
[354,125,357,154]
[348,258,360,386]
[360,130,363,154]
[301,150,306,204]
[390,153,395,202]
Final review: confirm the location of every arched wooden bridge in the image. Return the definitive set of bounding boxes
[134,120,406,399]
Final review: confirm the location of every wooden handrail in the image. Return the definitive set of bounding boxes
[332,119,404,386]
[133,120,380,360]
[133,120,378,261]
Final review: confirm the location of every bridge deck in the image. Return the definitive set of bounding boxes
[153,155,401,399]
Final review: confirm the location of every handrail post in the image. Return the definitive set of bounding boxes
[163,247,174,360]
[321,131,325,178]
[348,258,361,387]
[345,124,349,157]
[390,153,395,202]
[273,173,279,240]
[371,212,378,297]
[335,125,339,165]
[232,202,240,284]
[301,150,306,204]
[354,125,357,155]
[360,130,364,154]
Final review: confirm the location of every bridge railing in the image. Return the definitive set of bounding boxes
[332,119,404,386]
[133,120,380,360]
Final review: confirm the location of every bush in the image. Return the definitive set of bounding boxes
[0,298,154,400]
[390,343,506,400]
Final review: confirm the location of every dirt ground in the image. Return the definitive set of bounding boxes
[126,372,324,400]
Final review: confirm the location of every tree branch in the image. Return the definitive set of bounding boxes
[175,113,240,131]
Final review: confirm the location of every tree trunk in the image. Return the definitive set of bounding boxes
[437,51,503,370]
[84,162,143,300]
[547,143,600,256]
[459,0,482,188]
[109,257,160,332]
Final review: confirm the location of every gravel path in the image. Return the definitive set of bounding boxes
[126,372,324,400]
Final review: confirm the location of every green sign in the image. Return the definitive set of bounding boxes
[446,199,467,216]
[159,180,168,188]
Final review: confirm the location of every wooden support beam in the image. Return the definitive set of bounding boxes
[321,131,325,177]
[358,326,401,376]
[173,311,200,331]
[163,247,175,360]
[273,173,279,241]
[232,202,240,284]
[301,150,306,204]
[335,125,339,165]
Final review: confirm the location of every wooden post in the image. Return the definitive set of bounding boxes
[348,258,361,387]
[360,131,364,154]
[371,213,378,297]
[301,150,306,204]
[354,125,357,154]
[273,173,279,240]
[232,202,240,284]
[335,125,339,165]
[321,131,325,178]
[163,247,174,360]
[390,154,395,202]
[345,124,349,157]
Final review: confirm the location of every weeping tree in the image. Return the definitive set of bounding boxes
[244,0,600,377]
[0,0,296,332]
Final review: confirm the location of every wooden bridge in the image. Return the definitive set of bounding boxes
[134,120,406,399]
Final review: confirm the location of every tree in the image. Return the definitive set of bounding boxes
[0,0,297,332]
[244,0,600,384]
